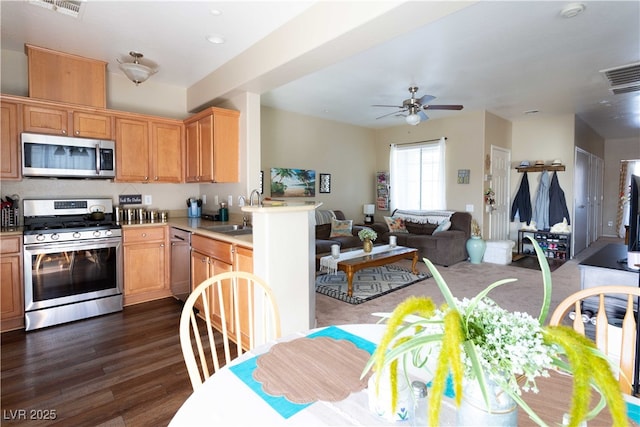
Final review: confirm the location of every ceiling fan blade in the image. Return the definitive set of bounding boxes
[423,104,464,110]
[418,94,436,105]
[376,110,405,120]
[372,104,404,108]
[418,110,429,121]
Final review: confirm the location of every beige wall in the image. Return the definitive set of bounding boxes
[373,110,486,224]
[602,137,640,236]
[260,106,375,221]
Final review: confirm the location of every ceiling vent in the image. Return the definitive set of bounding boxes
[600,62,640,94]
[28,0,84,18]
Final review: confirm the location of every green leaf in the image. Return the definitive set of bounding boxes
[524,236,552,324]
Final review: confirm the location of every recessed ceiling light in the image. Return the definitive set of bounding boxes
[560,3,586,18]
[524,109,539,115]
[207,35,225,44]
[210,9,222,16]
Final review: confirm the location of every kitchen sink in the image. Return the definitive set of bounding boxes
[200,224,252,235]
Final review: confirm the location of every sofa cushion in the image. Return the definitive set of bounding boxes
[433,220,452,234]
[330,218,353,237]
[315,209,336,225]
[405,221,437,235]
[383,216,409,233]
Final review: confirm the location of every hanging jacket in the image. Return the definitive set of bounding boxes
[510,172,532,225]
[532,171,550,230]
[549,171,571,225]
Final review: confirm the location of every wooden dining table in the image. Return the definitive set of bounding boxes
[169,323,639,426]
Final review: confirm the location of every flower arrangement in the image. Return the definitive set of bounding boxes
[471,219,482,237]
[358,227,378,242]
[484,187,496,205]
[362,237,627,427]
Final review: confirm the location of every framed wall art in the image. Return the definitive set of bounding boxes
[319,173,331,193]
[270,168,316,197]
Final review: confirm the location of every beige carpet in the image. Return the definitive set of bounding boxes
[315,237,624,327]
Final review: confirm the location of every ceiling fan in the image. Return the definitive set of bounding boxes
[373,86,463,125]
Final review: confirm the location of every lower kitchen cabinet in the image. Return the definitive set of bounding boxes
[1,235,24,332]
[190,234,254,349]
[123,226,171,305]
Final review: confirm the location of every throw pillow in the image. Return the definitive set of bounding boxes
[433,220,452,234]
[384,216,409,233]
[330,219,353,237]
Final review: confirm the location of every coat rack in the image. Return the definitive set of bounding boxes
[515,164,565,173]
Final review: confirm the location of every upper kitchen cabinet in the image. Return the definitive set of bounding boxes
[26,44,107,108]
[115,114,183,183]
[184,107,239,183]
[23,103,113,139]
[0,99,22,180]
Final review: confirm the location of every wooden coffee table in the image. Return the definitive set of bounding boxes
[318,246,419,297]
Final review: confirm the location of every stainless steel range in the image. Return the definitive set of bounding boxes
[23,198,123,331]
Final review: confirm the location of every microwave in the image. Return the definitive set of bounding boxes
[21,132,116,179]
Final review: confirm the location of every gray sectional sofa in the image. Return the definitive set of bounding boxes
[314,209,471,267]
[369,209,472,266]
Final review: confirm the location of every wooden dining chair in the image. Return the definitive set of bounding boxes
[549,285,639,394]
[179,271,281,391]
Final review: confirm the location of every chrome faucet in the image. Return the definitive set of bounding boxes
[249,189,262,207]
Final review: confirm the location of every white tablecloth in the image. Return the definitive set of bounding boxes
[169,324,455,426]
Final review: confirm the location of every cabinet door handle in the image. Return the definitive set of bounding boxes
[142,233,147,237]
[160,244,164,247]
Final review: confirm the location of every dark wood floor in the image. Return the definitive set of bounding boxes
[1,298,201,426]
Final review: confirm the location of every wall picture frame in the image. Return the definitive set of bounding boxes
[319,173,331,193]
[457,169,470,184]
[270,168,316,197]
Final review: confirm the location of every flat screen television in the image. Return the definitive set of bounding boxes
[627,173,640,269]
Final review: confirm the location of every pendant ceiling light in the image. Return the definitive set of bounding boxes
[117,51,158,86]
[405,106,421,126]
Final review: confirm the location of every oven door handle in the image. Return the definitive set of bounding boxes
[25,238,121,253]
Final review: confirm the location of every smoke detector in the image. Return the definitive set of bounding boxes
[560,3,586,18]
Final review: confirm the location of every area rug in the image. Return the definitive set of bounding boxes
[315,265,429,305]
[510,255,564,272]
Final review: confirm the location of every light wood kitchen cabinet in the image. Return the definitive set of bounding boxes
[184,107,239,183]
[1,100,21,180]
[150,121,183,183]
[23,104,69,135]
[115,116,183,183]
[23,103,112,139]
[115,117,150,182]
[1,235,24,332]
[190,235,255,349]
[190,234,233,330]
[234,245,253,273]
[123,226,170,306]
[26,44,107,108]
[71,111,113,139]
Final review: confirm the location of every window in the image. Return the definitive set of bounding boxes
[389,137,446,211]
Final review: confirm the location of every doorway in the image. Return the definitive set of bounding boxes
[488,145,511,240]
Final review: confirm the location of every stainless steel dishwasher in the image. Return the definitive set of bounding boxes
[170,227,191,302]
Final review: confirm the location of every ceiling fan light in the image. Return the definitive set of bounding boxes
[406,113,421,126]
